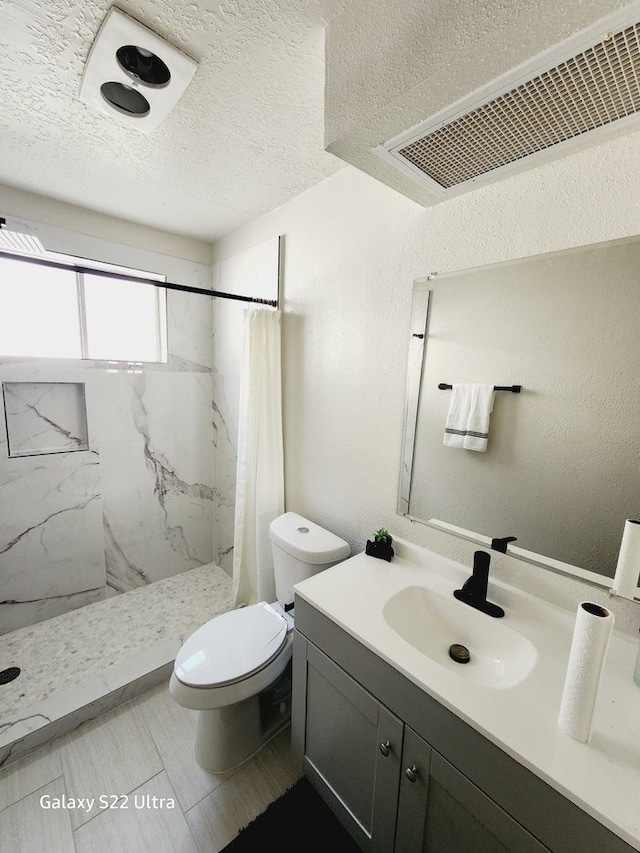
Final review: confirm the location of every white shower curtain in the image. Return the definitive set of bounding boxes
[232,308,284,606]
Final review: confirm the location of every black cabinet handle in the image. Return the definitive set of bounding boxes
[405,766,418,783]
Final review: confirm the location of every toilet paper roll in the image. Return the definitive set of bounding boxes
[612,519,640,599]
[558,602,614,743]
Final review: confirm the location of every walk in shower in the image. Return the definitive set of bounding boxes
[0,224,280,765]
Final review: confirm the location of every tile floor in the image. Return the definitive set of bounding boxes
[0,680,301,852]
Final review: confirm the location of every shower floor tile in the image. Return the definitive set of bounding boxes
[0,564,233,763]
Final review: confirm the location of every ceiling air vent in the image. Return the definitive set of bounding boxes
[377,5,640,194]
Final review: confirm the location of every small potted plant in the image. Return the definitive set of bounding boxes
[366,528,394,562]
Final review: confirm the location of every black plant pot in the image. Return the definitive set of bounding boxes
[366,538,394,562]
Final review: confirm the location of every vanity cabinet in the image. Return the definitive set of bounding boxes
[297,637,545,852]
[292,598,635,853]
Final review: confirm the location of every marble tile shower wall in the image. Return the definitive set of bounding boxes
[0,291,217,634]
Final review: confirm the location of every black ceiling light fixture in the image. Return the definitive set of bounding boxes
[79,8,198,132]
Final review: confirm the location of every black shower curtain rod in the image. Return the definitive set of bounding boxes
[0,249,279,308]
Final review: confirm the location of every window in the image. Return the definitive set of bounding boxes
[0,254,168,363]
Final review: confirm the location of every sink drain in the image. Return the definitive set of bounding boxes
[0,667,21,685]
[449,644,470,665]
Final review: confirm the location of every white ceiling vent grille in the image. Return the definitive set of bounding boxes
[377,8,640,194]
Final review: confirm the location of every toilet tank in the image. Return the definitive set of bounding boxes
[269,512,351,606]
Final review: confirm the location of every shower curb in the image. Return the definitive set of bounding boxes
[0,639,178,769]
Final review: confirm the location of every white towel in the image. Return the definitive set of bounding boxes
[443,384,495,452]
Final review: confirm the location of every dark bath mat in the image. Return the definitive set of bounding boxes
[221,776,361,852]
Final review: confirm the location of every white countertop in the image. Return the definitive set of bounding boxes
[293,538,640,851]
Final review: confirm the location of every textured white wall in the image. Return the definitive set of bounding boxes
[212,130,640,632]
[0,184,211,264]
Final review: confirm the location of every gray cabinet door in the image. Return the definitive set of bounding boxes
[396,726,549,853]
[395,726,432,853]
[301,642,403,852]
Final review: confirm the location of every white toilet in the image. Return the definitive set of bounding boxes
[169,511,350,772]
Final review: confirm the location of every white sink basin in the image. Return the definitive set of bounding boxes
[382,585,537,689]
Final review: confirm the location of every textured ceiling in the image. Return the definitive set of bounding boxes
[0,0,350,240]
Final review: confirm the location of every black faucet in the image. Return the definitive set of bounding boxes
[491,535,517,554]
[453,551,505,618]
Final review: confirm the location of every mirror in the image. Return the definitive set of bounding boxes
[399,235,640,582]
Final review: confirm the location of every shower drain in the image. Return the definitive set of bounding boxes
[0,667,21,685]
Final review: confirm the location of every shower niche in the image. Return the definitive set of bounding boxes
[3,381,89,457]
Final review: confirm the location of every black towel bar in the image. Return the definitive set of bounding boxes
[438,383,522,393]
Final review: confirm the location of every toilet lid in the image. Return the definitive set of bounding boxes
[174,602,288,688]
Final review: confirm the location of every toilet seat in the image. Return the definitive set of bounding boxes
[170,631,292,711]
[174,602,288,689]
